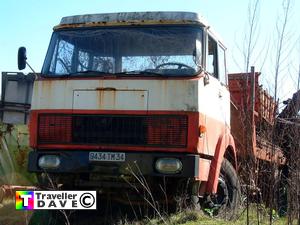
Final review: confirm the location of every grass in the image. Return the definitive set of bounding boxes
[138,206,294,225]
[0,198,297,225]
[0,124,297,225]
[0,124,36,186]
[0,200,32,225]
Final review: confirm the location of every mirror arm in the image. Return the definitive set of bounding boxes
[26,62,39,79]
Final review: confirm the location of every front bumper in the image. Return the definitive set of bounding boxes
[28,150,199,178]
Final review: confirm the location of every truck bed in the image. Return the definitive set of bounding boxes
[228,72,286,165]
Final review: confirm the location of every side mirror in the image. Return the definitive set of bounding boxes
[18,47,27,70]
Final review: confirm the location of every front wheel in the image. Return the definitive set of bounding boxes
[203,159,241,220]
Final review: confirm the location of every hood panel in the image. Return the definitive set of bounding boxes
[73,89,148,110]
[31,79,198,111]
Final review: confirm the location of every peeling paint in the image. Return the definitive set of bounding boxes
[31,79,199,111]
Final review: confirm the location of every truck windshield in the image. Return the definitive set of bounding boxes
[41,26,203,77]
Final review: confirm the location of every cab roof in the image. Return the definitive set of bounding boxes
[55,11,209,29]
[54,11,225,48]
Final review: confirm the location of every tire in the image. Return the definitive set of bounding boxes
[209,159,241,220]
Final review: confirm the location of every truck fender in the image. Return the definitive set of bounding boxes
[205,133,236,194]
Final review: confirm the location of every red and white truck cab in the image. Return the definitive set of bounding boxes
[21,12,240,215]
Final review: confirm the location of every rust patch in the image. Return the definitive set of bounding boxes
[96,87,116,91]
[112,90,116,108]
[97,90,117,109]
[40,80,53,91]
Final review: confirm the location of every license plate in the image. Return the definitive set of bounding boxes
[89,152,126,162]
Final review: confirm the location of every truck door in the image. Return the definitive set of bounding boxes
[201,35,229,156]
[217,44,230,130]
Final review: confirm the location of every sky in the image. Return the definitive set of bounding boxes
[0,0,299,103]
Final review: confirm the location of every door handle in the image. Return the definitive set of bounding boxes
[218,91,223,98]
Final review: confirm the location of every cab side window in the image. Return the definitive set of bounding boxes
[206,36,218,78]
[218,46,227,85]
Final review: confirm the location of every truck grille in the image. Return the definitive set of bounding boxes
[38,114,188,148]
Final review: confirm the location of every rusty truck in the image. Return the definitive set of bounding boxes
[14,11,286,218]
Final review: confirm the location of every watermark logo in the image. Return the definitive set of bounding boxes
[16,191,96,210]
[16,191,34,210]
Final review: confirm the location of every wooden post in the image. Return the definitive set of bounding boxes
[250,66,256,156]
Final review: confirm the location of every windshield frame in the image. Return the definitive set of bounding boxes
[41,24,204,78]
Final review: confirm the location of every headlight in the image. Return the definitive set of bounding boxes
[38,155,61,169]
[155,158,183,174]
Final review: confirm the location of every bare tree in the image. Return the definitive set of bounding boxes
[243,0,261,74]
[297,41,300,90]
[273,0,292,102]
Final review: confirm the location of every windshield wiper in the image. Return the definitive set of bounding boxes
[115,70,164,76]
[59,70,110,77]
[54,68,200,78]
